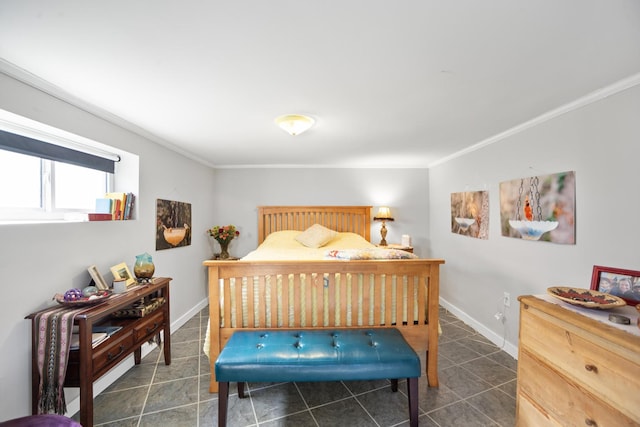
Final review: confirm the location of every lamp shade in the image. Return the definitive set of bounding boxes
[374,206,394,221]
[274,114,315,136]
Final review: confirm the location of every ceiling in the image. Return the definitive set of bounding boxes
[1,1,639,168]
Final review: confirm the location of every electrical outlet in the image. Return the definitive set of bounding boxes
[503,292,511,307]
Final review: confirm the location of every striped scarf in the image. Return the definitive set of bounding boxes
[34,306,86,415]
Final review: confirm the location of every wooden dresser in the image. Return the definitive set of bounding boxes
[27,277,171,427]
[517,295,640,426]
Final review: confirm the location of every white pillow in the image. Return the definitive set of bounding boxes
[295,224,338,248]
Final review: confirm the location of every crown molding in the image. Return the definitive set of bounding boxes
[428,72,640,168]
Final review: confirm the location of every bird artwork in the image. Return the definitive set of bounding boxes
[524,196,533,221]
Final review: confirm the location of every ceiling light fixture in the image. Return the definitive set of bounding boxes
[274,114,315,136]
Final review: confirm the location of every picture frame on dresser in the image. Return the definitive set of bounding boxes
[87,265,109,290]
[590,265,640,306]
[110,262,136,288]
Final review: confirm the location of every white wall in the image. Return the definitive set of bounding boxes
[0,73,215,420]
[429,83,640,357]
[209,167,430,258]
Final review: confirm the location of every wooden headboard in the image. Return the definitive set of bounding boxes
[257,206,372,244]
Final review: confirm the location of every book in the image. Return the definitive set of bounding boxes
[95,198,113,214]
[105,192,127,220]
[70,332,108,350]
[88,213,113,221]
[92,325,123,337]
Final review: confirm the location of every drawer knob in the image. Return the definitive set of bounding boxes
[585,418,597,426]
[584,364,598,373]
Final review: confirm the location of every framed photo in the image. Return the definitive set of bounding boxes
[87,265,110,290]
[110,262,136,288]
[590,265,640,306]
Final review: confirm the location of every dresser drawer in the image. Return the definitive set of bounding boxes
[93,330,135,375]
[520,304,640,421]
[518,349,638,427]
[516,391,563,427]
[133,310,165,343]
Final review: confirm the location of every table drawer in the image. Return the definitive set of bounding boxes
[133,310,165,343]
[518,349,638,427]
[520,305,640,421]
[93,330,135,374]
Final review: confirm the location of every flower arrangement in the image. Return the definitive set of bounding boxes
[208,225,240,244]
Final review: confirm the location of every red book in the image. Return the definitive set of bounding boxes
[88,213,113,221]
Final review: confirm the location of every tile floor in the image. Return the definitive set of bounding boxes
[74,307,517,426]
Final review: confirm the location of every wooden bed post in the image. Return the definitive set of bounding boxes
[426,262,440,387]
[208,264,221,393]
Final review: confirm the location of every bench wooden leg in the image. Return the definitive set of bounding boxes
[390,379,398,392]
[218,382,229,427]
[407,377,418,427]
[237,381,246,398]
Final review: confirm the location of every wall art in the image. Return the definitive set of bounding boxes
[156,199,192,250]
[450,190,489,239]
[499,171,575,244]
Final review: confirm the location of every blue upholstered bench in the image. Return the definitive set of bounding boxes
[215,328,421,427]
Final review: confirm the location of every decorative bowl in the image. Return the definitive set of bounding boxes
[54,290,111,307]
[547,286,626,309]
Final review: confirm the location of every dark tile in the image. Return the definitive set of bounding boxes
[180,316,201,330]
[467,388,516,427]
[198,399,217,427]
[428,400,500,426]
[200,354,212,375]
[103,363,156,392]
[311,397,377,427]
[458,334,501,356]
[171,326,201,344]
[498,379,518,398]
[438,322,476,343]
[438,365,492,399]
[342,379,390,395]
[153,356,199,383]
[92,386,147,424]
[94,418,140,427]
[260,410,318,426]
[250,382,307,422]
[144,377,198,413]
[356,386,413,426]
[460,356,517,387]
[296,381,351,407]
[398,413,440,427]
[199,374,218,402]
[487,349,518,371]
[139,403,199,427]
[417,380,462,413]
[171,340,200,359]
[439,339,483,364]
[206,392,256,426]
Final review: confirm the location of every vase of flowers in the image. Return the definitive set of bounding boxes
[208,225,239,259]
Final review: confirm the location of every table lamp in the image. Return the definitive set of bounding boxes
[373,206,394,246]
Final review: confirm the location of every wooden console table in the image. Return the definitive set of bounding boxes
[26,277,172,427]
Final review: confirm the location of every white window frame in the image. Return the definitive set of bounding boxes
[0,109,122,223]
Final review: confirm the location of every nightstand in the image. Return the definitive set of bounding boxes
[212,254,240,260]
[378,244,413,253]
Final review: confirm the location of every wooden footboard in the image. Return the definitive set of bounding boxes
[203,258,444,392]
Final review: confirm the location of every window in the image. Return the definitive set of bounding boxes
[0,120,119,222]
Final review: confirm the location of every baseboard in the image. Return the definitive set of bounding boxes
[439,297,519,360]
[64,296,210,418]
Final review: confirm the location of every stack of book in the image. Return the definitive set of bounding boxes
[89,192,136,221]
[70,325,123,349]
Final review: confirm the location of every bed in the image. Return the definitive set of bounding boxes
[203,206,444,392]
